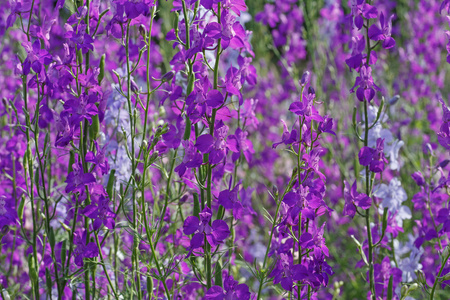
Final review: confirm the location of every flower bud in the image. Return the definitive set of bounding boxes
[161,71,175,83]
[440,159,450,168]
[18,195,25,223]
[389,95,400,105]
[139,24,147,38]
[131,79,139,93]
[300,71,310,86]
[98,54,106,84]
[411,171,425,186]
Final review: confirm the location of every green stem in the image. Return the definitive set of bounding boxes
[22,75,40,300]
[94,231,119,298]
[363,100,375,300]
[430,248,450,299]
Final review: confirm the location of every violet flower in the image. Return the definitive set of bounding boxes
[205,273,251,300]
[0,196,17,229]
[368,13,396,49]
[350,65,381,102]
[358,138,388,173]
[343,181,372,218]
[73,231,99,267]
[183,207,230,257]
[65,163,96,194]
[83,195,116,230]
[195,120,229,164]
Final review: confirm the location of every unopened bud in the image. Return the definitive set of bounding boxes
[389,95,400,105]
[300,71,310,86]
[131,80,139,93]
[139,24,147,38]
[161,71,175,83]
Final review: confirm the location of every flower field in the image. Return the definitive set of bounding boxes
[1,0,450,299]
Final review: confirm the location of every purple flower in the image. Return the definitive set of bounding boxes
[83,196,116,230]
[73,231,99,267]
[273,120,298,149]
[281,186,320,225]
[21,39,53,75]
[343,181,372,218]
[85,141,110,175]
[124,0,149,19]
[175,141,203,177]
[162,116,185,150]
[371,257,402,299]
[438,98,450,149]
[441,0,450,14]
[218,180,246,220]
[205,273,251,300]
[223,66,243,105]
[350,65,381,102]
[299,223,330,257]
[55,116,75,147]
[204,10,246,50]
[183,207,230,257]
[368,13,396,49]
[345,35,365,70]
[66,27,95,54]
[0,196,18,229]
[411,171,425,186]
[269,253,308,291]
[288,88,323,122]
[350,0,378,30]
[255,4,279,28]
[65,163,96,193]
[317,116,336,136]
[195,121,229,164]
[227,128,254,163]
[63,94,99,126]
[6,0,33,29]
[358,138,388,173]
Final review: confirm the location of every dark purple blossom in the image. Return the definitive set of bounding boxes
[73,231,99,267]
[0,196,17,229]
[83,196,116,230]
[183,207,230,257]
[65,163,96,194]
[368,13,396,49]
[358,138,388,173]
[343,181,372,218]
[205,273,251,300]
